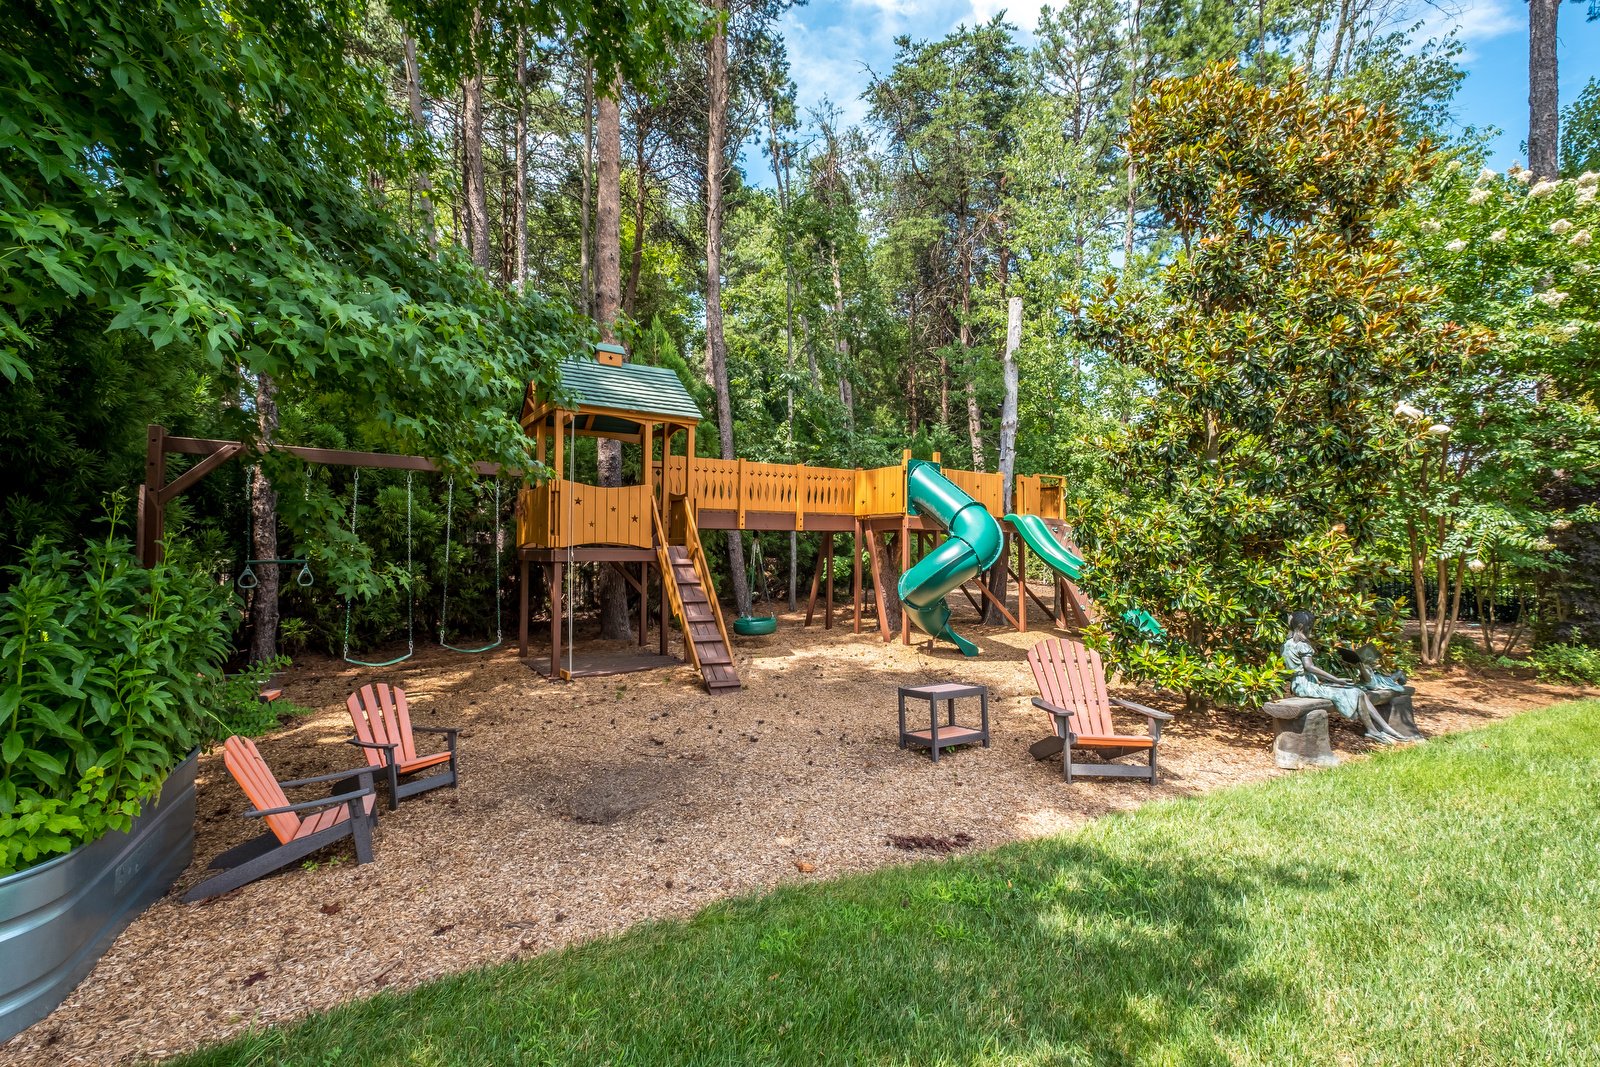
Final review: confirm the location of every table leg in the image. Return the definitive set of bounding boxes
[898,692,907,749]
[928,698,940,762]
[946,697,955,727]
[981,690,990,747]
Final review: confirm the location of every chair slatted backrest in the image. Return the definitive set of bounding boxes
[222,736,299,844]
[347,683,418,767]
[1027,637,1114,738]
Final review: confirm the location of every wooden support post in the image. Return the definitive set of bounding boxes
[1017,535,1028,633]
[900,516,911,645]
[852,518,862,634]
[637,561,648,647]
[658,562,669,657]
[519,559,530,657]
[866,527,892,640]
[804,540,825,626]
[795,463,806,532]
[824,531,834,630]
[550,562,564,681]
[641,422,654,506]
[736,457,747,529]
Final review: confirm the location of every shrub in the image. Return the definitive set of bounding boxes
[1528,643,1600,687]
[1068,66,1463,708]
[0,504,236,874]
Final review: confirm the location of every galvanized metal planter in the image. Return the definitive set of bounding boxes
[0,752,197,1043]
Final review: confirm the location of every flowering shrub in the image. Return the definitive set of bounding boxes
[1389,165,1600,660]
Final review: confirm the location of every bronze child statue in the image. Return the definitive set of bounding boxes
[1282,611,1414,744]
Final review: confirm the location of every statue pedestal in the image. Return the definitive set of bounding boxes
[1261,697,1339,769]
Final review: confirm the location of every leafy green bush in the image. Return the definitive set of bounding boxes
[215,658,293,739]
[0,507,236,875]
[1068,66,1457,708]
[1528,643,1600,687]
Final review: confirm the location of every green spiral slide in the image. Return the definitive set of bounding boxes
[896,460,1005,656]
[1002,513,1164,638]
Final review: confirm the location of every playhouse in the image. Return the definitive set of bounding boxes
[514,345,1099,693]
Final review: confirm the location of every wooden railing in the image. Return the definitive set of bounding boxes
[523,460,1069,548]
[1014,474,1066,521]
[518,480,653,549]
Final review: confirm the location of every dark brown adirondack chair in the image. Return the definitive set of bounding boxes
[183,736,377,902]
[1026,637,1173,784]
[346,683,459,809]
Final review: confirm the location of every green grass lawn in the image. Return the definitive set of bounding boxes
[171,702,1600,1066]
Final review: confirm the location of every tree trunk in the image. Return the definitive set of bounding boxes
[461,11,491,272]
[983,299,1020,627]
[623,121,648,316]
[1528,0,1560,179]
[594,77,632,641]
[830,251,855,438]
[401,36,437,250]
[705,1,752,617]
[580,61,594,317]
[1123,0,1142,266]
[248,374,280,663]
[866,531,903,634]
[513,30,528,287]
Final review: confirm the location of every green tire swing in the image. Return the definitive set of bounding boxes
[437,475,503,655]
[342,468,416,669]
[733,532,777,638]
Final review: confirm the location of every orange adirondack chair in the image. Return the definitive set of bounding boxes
[183,736,377,902]
[1026,637,1172,784]
[346,683,459,809]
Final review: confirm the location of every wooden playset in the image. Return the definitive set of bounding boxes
[514,345,1100,693]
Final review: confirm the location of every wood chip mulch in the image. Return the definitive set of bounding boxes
[3,596,1588,1066]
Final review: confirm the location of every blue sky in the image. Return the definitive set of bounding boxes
[753,0,1599,175]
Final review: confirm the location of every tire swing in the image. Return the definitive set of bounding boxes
[437,475,503,654]
[342,468,416,668]
[733,533,777,638]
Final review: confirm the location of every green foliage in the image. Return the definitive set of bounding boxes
[1388,162,1600,659]
[215,658,293,739]
[1529,642,1600,686]
[1562,78,1600,178]
[0,502,236,875]
[1069,66,1460,707]
[2,0,581,470]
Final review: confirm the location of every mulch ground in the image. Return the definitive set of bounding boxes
[3,595,1590,1066]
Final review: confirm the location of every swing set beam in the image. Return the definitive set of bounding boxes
[137,424,517,567]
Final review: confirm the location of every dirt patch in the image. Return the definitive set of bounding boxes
[2,590,1591,1066]
[559,762,688,825]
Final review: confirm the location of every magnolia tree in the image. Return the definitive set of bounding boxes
[1389,165,1600,660]
[1069,66,1467,709]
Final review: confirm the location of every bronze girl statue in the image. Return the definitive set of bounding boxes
[1282,611,1413,744]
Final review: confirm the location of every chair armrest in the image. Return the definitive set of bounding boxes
[278,767,378,789]
[245,784,373,819]
[410,726,459,736]
[345,738,400,756]
[1031,697,1071,717]
[1110,697,1173,721]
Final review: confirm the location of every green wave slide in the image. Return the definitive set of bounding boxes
[896,460,1005,657]
[1002,513,1164,638]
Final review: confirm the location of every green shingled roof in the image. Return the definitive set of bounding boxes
[550,358,703,427]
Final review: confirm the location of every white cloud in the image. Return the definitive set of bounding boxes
[1414,0,1520,60]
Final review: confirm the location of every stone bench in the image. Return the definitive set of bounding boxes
[1262,687,1418,769]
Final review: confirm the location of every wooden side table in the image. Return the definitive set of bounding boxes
[898,683,989,762]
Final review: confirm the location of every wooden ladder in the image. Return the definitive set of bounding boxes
[651,497,741,694]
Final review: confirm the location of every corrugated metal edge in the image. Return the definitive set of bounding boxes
[0,753,196,1042]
